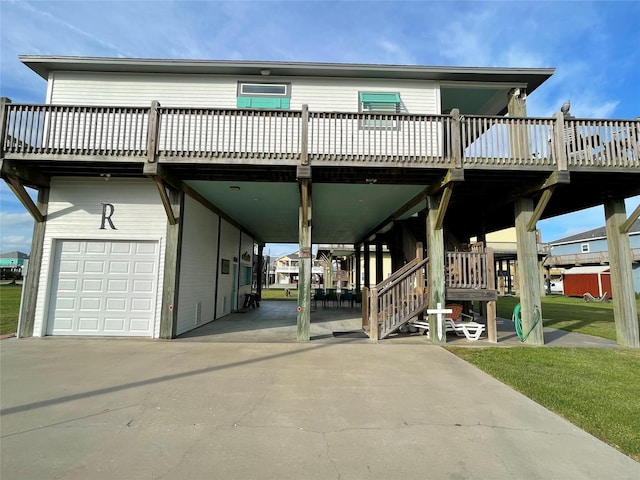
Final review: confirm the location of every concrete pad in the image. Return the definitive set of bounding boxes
[2,320,638,479]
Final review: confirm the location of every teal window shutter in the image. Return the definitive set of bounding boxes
[237,97,290,109]
[359,92,401,104]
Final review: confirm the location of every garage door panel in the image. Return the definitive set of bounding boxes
[134,261,155,274]
[81,279,103,292]
[107,279,128,292]
[106,298,127,311]
[78,317,100,331]
[60,260,80,273]
[48,240,158,337]
[104,317,126,332]
[83,261,106,274]
[86,242,107,254]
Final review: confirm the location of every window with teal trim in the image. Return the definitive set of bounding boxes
[237,82,290,109]
[240,265,252,286]
[359,91,402,128]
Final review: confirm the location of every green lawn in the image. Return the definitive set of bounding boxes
[495,295,640,341]
[260,288,298,301]
[448,346,640,461]
[0,284,22,335]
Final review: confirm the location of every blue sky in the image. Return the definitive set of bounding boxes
[1,0,639,258]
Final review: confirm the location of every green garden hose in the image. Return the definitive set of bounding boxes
[512,303,541,342]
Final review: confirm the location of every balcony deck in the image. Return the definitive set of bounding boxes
[2,103,639,241]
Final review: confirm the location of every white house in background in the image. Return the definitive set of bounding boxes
[546,220,640,293]
[274,251,324,287]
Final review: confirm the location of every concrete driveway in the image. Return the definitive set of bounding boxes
[2,321,638,479]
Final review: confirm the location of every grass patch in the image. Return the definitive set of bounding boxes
[0,284,22,335]
[260,288,298,301]
[496,295,640,341]
[448,346,640,461]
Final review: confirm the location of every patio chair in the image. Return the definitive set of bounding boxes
[339,289,354,307]
[325,288,338,307]
[313,288,326,308]
[445,303,485,341]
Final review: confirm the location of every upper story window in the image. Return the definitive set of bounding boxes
[359,92,402,128]
[237,82,290,109]
[581,243,590,253]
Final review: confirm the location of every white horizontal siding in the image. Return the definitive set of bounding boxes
[49,72,439,114]
[176,195,219,336]
[34,178,167,337]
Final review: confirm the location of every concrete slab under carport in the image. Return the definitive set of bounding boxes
[177,300,618,348]
[1,325,637,479]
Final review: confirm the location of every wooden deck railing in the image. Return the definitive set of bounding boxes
[2,101,639,169]
[446,251,489,289]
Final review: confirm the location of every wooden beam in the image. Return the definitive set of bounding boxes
[152,176,177,226]
[146,100,160,164]
[433,183,453,230]
[297,178,312,342]
[427,168,464,196]
[4,174,44,222]
[427,194,446,344]
[0,159,50,188]
[620,202,640,234]
[526,186,556,232]
[159,189,184,339]
[18,187,49,338]
[514,197,544,345]
[604,199,639,348]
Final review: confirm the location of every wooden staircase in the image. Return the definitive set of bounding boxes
[362,244,429,340]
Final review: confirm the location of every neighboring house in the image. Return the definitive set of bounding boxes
[2,55,638,345]
[0,251,29,269]
[274,252,324,287]
[0,251,29,278]
[546,220,640,294]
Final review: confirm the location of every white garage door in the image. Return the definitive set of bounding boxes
[47,240,159,336]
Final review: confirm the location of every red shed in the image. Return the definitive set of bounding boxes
[562,266,612,298]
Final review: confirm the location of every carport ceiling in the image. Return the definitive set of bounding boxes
[187,180,425,244]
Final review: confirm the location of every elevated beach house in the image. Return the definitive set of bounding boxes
[1,56,638,346]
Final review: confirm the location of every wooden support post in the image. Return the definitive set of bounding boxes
[363,242,371,288]
[604,199,640,348]
[17,187,49,338]
[297,179,312,342]
[486,247,497,343]
[427,196,446,344]
[361,286,369,328]
[159,189,184,339]
[146,100,160,164]
[355,245,361,292]
[256,245,264,298]
[449,109,462,168]
[369,286,379,341]
[4,174,45,222]
[508,88,530,161]
[375,241,383,284]
[514,197,544,345]
[0,98,11,151]
[553,112,568,171]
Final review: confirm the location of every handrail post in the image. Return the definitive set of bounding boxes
[0,97,12,157]
[369,286,379,341]
[449,109,462,168]
[147,100,160,163]
[301,104,309,166]
[553,112,568,171]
